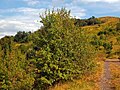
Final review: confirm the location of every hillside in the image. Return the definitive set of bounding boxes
[0,8,120,90]
[83,16,120,59]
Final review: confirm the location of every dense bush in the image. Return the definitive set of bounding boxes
[0,37,35,89]
[91,34,112,54]
[97,27,116,36]
[14,31,31,43]
[75,16,101,27]
[97,31,107,36]
[116,22,120,31]
[103,42,112,54]
[117,36,120,43]
[29,8,97,89]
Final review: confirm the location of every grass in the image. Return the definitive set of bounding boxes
[109,63,120,90]
[49,76,100,90]
[67,81,97,90]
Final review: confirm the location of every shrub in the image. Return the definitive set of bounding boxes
[32,8,97,89]
[103,42,112,54]
[74,16,101,27]
[97,31,107,36]
[117,36,120,44]
[116,22,120,31]
[14,31,31,43]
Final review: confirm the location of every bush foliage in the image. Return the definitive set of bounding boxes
[75,16,101,27]
[14,31,31,43]
[31,8,96,89]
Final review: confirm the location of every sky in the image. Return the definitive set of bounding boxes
[0,0,120,38]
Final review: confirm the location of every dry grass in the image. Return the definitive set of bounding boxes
[49,82,69,90]
[109,63,120,90]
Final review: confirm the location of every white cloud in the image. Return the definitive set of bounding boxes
[23,0,40,6]
[0,19,39,38]
[52,0,64,6]
[64,3,86,18]
[79,0,120,3]
[0,7,44,16]
[69,7,86,18]
[0,7,45,38]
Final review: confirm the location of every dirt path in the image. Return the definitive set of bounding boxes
[100,59,120,90]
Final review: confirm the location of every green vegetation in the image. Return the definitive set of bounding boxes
[14,31,31,43]
[32,9,96,89]
[116,22,120,31]
[75,16,102,27]
[0,8,120,90]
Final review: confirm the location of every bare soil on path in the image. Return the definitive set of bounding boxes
[100,59,120,90]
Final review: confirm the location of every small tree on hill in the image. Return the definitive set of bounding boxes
[32,8,96,89]
[14,31,31,43]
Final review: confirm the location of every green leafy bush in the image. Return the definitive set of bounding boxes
[116,22,120,31]
[103,42,112,54]
[32,8,96,89]
[91,34,112,54]
[14,31,31,43]
[75,16,101,27]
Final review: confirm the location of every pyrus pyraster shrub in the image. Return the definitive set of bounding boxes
[33,8,96,89]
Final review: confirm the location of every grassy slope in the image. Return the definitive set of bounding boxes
[84,16,120,59]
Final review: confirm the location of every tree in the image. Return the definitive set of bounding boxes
[14,31,31,43]
[74,16,101,27]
